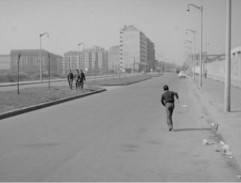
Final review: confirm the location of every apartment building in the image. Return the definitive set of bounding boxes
[119,25,155,72]
[63,46,108,75]
[63,51,84,74]
[147,38,156,72]
[108,46,120,73]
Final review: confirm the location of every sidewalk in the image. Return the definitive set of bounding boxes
[190,76,241,169]
[207,73,241,89]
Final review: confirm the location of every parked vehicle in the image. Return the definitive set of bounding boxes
[178,71,186,78]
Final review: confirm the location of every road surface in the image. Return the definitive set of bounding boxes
[0,73,240,181]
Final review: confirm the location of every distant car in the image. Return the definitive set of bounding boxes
[178,71,186,78]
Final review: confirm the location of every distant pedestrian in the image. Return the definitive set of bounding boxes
[75,69,81,90]
[79,70,86,89]
[204,69,207,78]
[67,70,74,89]
[161,85,179,131]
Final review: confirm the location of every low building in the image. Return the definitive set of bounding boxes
[0,55,11,71]
[10,49,63,76]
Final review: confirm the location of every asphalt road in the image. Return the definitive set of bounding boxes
[0,74,240,181]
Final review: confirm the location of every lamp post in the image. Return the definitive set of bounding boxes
[224,0,232,112]
[77,42,84,70]
[39,32,49,81]
[187,3,203,87]
[48,53,51,90]
[185,41,193,75]
[185,46,192,65]
[17,54,21,94]
[204,42,210,78]
[186,29,196,80]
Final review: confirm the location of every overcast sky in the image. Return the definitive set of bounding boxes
[1,0,241,65]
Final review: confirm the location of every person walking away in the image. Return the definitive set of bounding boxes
[67,70,74,89]
[79,70,86,89]
[75,69,81,90]
[161,85,179,131]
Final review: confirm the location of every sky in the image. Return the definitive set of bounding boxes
[1,0,241,66]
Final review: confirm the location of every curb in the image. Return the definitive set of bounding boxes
[0,88,106,120]
[99,77,152,86]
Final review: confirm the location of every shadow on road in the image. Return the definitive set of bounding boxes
[173,128,211,132]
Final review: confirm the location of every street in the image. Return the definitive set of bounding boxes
[0,74,240,181]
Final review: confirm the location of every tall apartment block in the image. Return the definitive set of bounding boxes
[108,46,120,73]
[119,25,155,72]
[84,46,108,74]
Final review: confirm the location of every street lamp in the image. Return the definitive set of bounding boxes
[48,53,51,90]
[77,42,84,70]
[39,32,49,81]
[186,29,196,80]
[17,54,21,94]
[187,3,203,87]
[185,46,192,61]
[203,42,210,78]
[224,0,232,112]
[185,41,193,75]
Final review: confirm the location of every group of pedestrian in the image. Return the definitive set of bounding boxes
[67,69,86,90]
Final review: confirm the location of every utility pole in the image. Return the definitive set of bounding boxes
[17,54,21,94]
[39,32,49,81]
[187,4,203,87]
[224,0,232,112]
[186,29,196,81]
[48,53,51,90]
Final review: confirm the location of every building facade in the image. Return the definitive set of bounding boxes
[0,55,11,71]
[10,49,62,76]
[119,25,155,72]
[147,38,156,72]
[85,46,108,74]
[63,46,108,75]
[108,46,120,73]
[63,51,84,75]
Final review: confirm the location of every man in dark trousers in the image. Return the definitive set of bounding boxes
[79,70,86,89]
[67,70,74,89]
[161,85,179,131]
[75,69,81,90]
